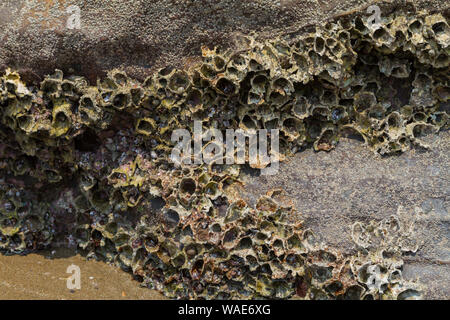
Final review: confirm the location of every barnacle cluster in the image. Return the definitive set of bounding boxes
[0,183,53,254]
[0,9,448,299]
[349,205,423,299]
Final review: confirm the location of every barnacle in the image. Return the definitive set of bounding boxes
[0,9,448,300]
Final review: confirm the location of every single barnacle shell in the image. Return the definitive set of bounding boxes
[116,245,134,268]
[371,25,395,49]
[79,92,102,125]
[60,79,79,100]
[157,239,178,264]
[199,63,217,80]
[203,181,221,200]
[122,186,143,207]
[79,173,96,192]
[424,14,449,48]
[16,114,36,133]
[11,157,31,176]
[50,99,72,137]
[222,226,240,250]
[314,125,338,151]
[407,18,426,46]
[89,189,112,212]
[428,111,448,128]
[314,35,326,56]
[179,177,196,195]
[44,168,62,183]
[107,167,130,188]
[433,84,450,102]
[384,112,405,140]
[354,91,377,115]
[214,76,237,96]
[267,77,294,105]
[0,197,18,219]
[135,117,156,136]
[107,69,129,87]
[281,116,305,142]
[3,69,31,98]
[111,90,131,110]
[410,72,435,107]
[406,122,438,149]
[185,89,202,112]
[168,71,191,94]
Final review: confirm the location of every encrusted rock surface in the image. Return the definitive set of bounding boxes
[0,0,448,299]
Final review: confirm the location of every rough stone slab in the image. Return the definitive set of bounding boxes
[0,0,448,83]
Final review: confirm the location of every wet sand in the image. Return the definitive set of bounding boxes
[0,249,166,300]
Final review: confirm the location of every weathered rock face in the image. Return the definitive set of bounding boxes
[240,131,450,299]
[0,0,448,299]
[0,0,448,83]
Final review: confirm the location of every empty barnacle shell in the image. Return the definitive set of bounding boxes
[111,90,131,110]
[168,71,191,94]
[290,96,310,119]
[44,169,62,183]
[107,168,130,188]
[384,112,404,138]
[433,85,450,102]
[116,245,134,267]
[3,70,30,97]
[222,226,240,250]
[281,116,305,141]
[135,117,156,136]
[331,106,348,123]
[41,77,61,98]
[354,91,377,114]
[214,77,237,96]
[428,112,448,127]
[268,77,294,104]
[256,195,279,212]
[371,25,395,48]
[79,94,102,125]
[313,124,338,152]
[50,99,72,137]
[406,122,438,145]
[314,35,327,56]
[17,114,36,133]
[179,177,196,195]
[60,79,78,99]
[199,63,217,80]
[107,69,129,87]
[425,14,450,48]
[122,186,143,207]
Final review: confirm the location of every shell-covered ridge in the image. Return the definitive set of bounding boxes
[0,9,448,299]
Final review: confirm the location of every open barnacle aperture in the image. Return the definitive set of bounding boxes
[0,9,448,299]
